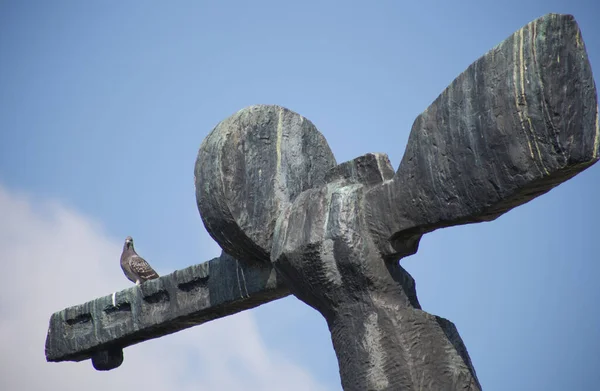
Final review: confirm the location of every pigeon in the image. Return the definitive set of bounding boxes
[120,236,159,285]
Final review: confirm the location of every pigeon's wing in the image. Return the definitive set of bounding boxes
[129,255,159,281]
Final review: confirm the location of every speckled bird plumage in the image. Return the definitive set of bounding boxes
[120,236,159,285]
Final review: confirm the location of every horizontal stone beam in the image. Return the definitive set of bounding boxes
[45,252,289,368]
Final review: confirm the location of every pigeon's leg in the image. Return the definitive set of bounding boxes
[112,292,117,307]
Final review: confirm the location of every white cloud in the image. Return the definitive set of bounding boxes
[0,184,329,391]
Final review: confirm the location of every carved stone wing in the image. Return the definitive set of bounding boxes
[365,13,598,258]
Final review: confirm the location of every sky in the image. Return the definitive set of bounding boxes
[0,1,599,390]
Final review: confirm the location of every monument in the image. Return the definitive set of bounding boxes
[45,14,598,390]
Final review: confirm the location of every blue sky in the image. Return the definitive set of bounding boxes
[1,1,599,390]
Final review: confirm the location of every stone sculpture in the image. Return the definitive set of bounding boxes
[45,13,598,390]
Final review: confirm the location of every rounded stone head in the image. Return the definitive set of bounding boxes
[195,105,337,264]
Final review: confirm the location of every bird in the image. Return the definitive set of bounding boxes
[120,236,159,285]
